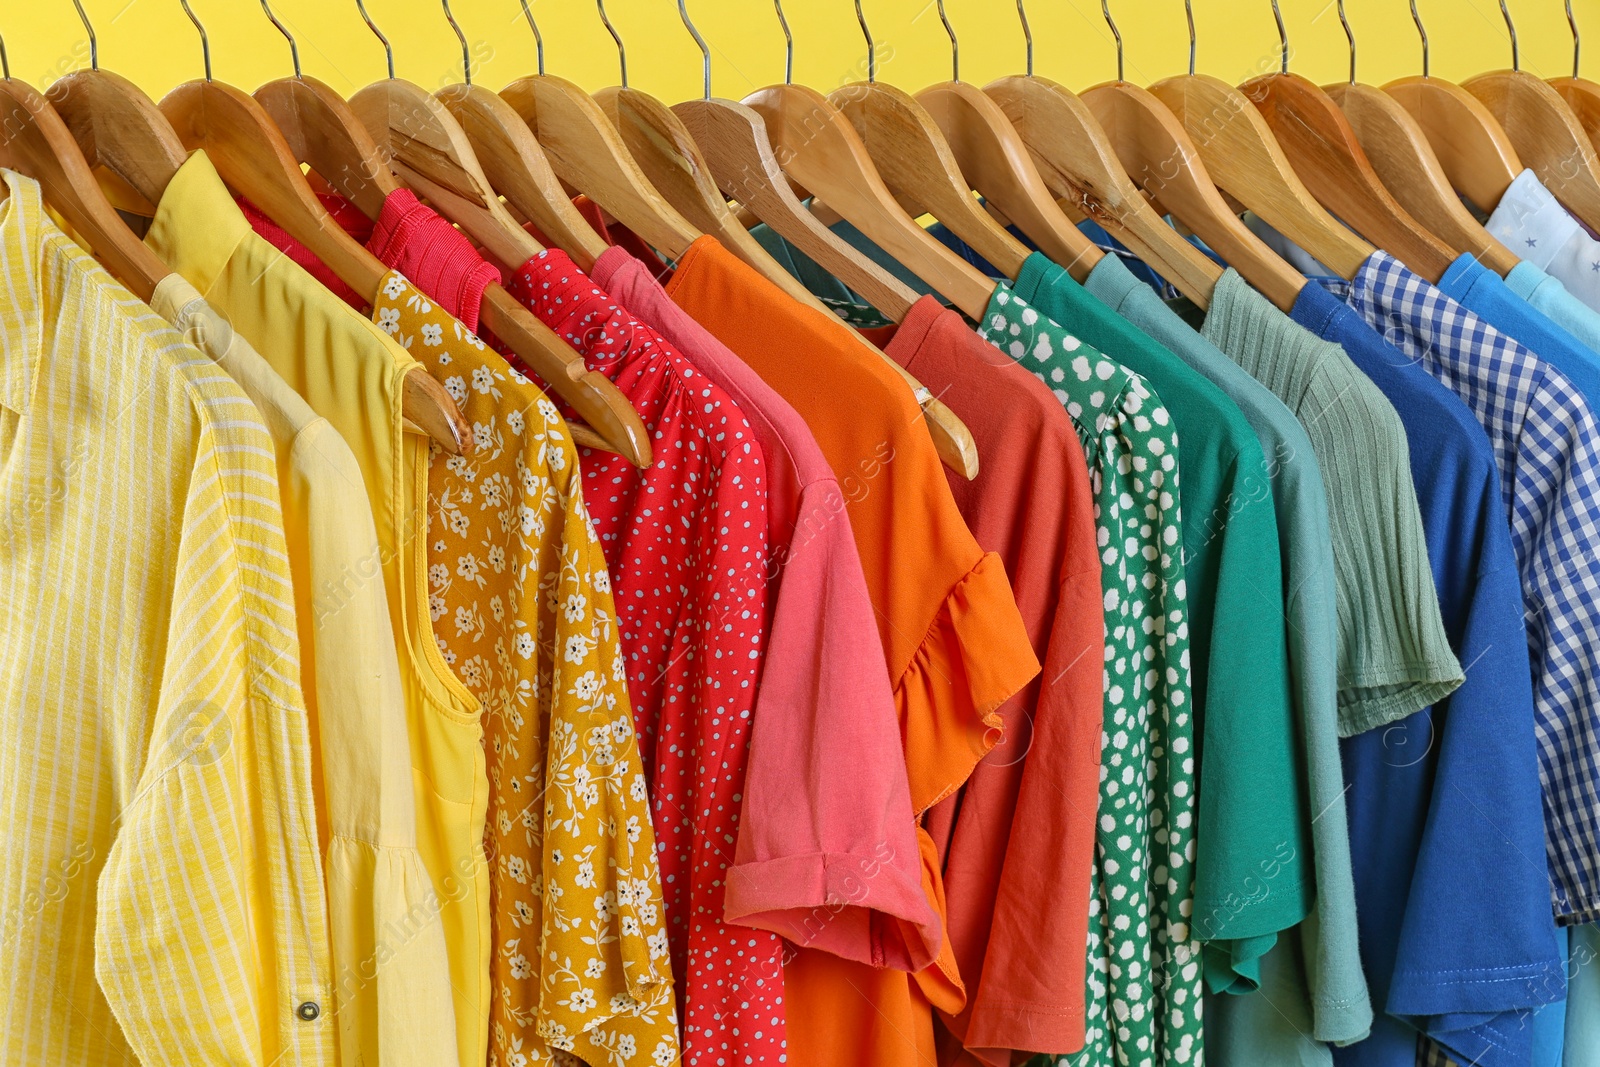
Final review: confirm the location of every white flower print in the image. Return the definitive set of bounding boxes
[571,671,602,703]
[382,274,408,299]
[421,322,444,346]
[592,569,611,595]
[563,633,594,664]
[488,544,507,573]
[428,563,450,588]
[444,375,468,404]
[509,954,532,980]
[473,366,497,393]
[515,632,536,660]
[653,1041,676,1066]
[536,397,560,424]
[584,957,607,979]
[646,930,668,961]
[506,854,529,884]
[429,593,447,622]
[567,988,596,1013]
[507,409,525,435]
[562,592,587,623]
[376,305,401,334]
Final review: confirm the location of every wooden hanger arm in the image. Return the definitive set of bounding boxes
[0,79,170,302]
[440,84,610,270]
[500,75,700,260]
[255,74,397,219]
[50,69,186,212]
[1242,74,1455,283]
[1383,76,1522,213]
[1148,74,1373,280]
[742,83,996,320]
[831,82,1030,281]
[1083,81,1305,313]
[1551,77,1600,154]
[1327,81,1519,277]
[1464,71,1600,234]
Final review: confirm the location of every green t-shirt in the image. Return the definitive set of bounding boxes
[1088,256,1373,1050]
[1010,254,1312,993]
[978,282,1204,1067]
[1185,270,1463,734]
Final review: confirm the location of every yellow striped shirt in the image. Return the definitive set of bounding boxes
[0,169,333,1065]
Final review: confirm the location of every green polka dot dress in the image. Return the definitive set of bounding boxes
[978,285,1205,1066]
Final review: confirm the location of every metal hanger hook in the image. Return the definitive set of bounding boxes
[260,0,301,78]
[855,0,875,84]
[178,0,211,82]
[441,0,471,85]
[775,0,793,85]
[355,0,395,80]
[1102,0,1124,83]
[677,0,711,101]
[1186,0,1196,75]
[596,0,626,88]
[1567,0,1580,79]
[1337,0,1354,84]
[70,0,98,71]
[1499,0,1519,71]
[1409,0,1429,77]
[936,0,958,82]
[1271,0,1288,73]
[517,1,545,77]
[0,30,9,80]
[1015,0,1034,76]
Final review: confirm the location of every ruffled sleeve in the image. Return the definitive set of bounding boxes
[899,550,1041,815]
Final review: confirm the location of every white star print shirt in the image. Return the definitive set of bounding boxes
[1487,168,1600,314]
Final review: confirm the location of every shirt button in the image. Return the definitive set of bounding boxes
[296,1002,321,1022]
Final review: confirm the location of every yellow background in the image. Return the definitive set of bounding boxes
[6,0,1600,109]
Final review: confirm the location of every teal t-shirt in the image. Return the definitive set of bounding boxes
[1088,256,1373,1052]
[977,280,1204,1067]
[1009,253,1313,993]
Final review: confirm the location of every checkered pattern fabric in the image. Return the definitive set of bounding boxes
[1349,251,1600,924]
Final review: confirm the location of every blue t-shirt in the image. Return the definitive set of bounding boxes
[1439,253,1600,405]
[1293,282,1564,1067]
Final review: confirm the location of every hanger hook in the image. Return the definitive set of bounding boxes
[355,0,395,80]
[596,0,627,88]
[1015,0,1034,76]
[1499,0,1519,71]
[1102,0,1124,83]
[70,0,98,71]
[775,0,793,85]
[1186,0,1196,75]
[1567,0,1580,79]
[1337,0,1354,83]
[936,0,958,82]
[259,0,302,78]
[0,30,9,80]
[854,0,875,84]
[440,0,471,85]
[516,1,545,77]
[1271,0,1288,73]
[178,0,212,82]
[676,0,711,101]
[1408,0,1429,77]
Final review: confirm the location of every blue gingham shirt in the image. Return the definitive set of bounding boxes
[1346,251,1600,925]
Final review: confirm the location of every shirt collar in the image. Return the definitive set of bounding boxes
[144,150,253,300]
[0,170,48,416]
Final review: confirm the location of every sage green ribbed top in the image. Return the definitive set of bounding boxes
[1200,270,1462,735]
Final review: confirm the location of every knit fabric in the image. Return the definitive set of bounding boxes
[1199,270,1462,736]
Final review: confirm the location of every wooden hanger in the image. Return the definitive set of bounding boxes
[1322,1,1518,276]
[666,4,976,477]
[0,65,170,299]
[161,1,470,454]
[499,2,701,262]
[1241,2,1454,283]
[832,3,1030,284]
[1080,1,1303,310]
[1463,1,1600,231]
[1149,68,1373,280]
[1383,0,1522,214]
[1550,1,1600,152]
[335,1,650,467]
[49,0,186,215]
[971,0,1219,303]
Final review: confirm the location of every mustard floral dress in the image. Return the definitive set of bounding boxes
[372,271,679,1067]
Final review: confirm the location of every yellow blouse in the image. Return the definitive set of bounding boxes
[146,152,490,1067]
[369,273,678,1067]
[150,274,458,1067]
[0,169,333,1064]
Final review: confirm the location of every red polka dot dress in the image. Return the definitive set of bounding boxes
[503,250,784,1066]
